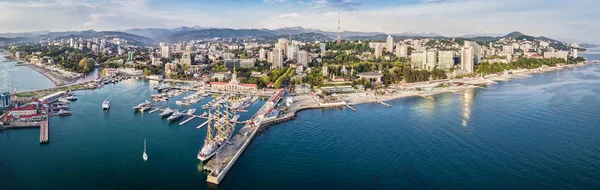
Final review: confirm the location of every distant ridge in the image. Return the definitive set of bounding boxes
[0,27,570,45]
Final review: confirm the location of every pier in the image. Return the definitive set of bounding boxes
[197,120,210,129]
[179,116,196,125]
[39,120,49,144]
[345,104,356,112]
[203,93,275,185]
[148,107,161,113]
[2,119,49,144]
[375,99,391,107]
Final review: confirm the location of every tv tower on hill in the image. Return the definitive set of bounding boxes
[336,12,341,46]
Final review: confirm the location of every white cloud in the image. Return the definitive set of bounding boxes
[0,0,598,44]
[259,0,600,43]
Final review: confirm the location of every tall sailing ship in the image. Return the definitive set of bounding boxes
[197,107,236,162]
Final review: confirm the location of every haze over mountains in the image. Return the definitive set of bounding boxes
[0,26,575,46]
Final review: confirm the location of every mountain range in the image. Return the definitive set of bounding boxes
[0,26,566,46]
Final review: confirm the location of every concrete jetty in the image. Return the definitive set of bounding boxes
[39,119,49,144]
[197,120,210,129]
[345,104,356,112]
[375,99,391,107]
[179,116,195,125]
[148,107,161,113]
[3,119,49,143]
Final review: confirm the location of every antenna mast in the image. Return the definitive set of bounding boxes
[337,12,341,46]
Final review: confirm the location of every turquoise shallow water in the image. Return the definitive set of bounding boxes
[1,52,600,189]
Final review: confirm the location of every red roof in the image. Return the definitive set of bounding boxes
[12,104,37,111]
[240,84,257,87]
[6,113,41,119]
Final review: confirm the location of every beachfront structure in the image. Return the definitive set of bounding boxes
[464,41,482,65]
[117,68,143,76]
[104,68,118,77]
[438,51,455,71]
[321,86,357,94]
[210,68,257,92]
[461,47,474,73]
[411,50,426,69]
[425,49,437,71]
[357,72,384,84]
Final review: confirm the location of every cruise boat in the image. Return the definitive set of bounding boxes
[159,108,175,117]
[102,100,110,110]
[197,109,235,161]
[187,108,196,115]
[57,109,72,116]
[167,111,183,121]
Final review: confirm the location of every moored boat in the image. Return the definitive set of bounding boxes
[167,111,183,121]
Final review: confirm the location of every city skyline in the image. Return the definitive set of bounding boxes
[0,0,599,44]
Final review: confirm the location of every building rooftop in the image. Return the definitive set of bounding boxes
[357,72,384,77]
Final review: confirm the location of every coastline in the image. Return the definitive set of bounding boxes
[290,62,596,114]
[1,49,79,87]
[24,63,80,86]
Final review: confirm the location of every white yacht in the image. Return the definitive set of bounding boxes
[102,100,110,110]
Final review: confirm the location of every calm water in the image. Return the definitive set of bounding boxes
[1,52,600,189]
[0,51,55,92]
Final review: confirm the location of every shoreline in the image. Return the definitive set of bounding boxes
[290,62,595,115]
[24,64,80,87]
[1,49,80,87]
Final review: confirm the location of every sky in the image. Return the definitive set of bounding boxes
[0,0,599,43]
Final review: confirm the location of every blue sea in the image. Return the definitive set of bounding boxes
[1,50,600,189]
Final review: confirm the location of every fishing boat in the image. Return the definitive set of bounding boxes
[102,100,110,110]
[167,111,183,121]
[187,108,196,115]
[143,139,148,161]
[57,109,72,116]
[159,108,175,117]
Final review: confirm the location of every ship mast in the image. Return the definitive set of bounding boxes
[206,111,213,142]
